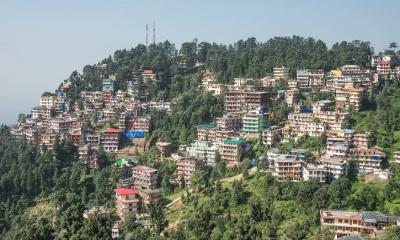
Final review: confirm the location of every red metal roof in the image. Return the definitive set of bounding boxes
[114,188,136,195]
[379,61,390,65]
[104,128,120,133]
[143,70,154,74]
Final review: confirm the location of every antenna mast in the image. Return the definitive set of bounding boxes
[146,24,149,46]
[152,22,156,44]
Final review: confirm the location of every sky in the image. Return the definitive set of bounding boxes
[0,0,399,124]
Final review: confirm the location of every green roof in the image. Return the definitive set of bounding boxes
[114,159,132,168]
[197,124,216,129]
[223,139,245,144]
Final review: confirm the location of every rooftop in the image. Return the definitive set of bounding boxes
[132,165,158,173]
[104,128,121,133]
[114,188,136,195]
[197,124,216,129]
[223,138,245,144]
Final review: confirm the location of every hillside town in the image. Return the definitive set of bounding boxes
[8,49,400,239]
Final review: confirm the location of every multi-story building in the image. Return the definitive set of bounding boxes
[271,156,302,182]
[186,140,218,166]
[85,133,101,145]
[321,156,347,181]
[41,131,58,151]
[176,157,204,187]
[135,186,160,208]
[369,54,382,67]
[320,210,399,239]
[132,117,150,132]
[309,69,325,89]
[303,163,326,183]
[216,114,241,131]
[101,128,120,151]
[102,79,115,92]
[214,130,240,146]
[377,61,391,75]
[285,88,299,107]
[242,110,264,134]
[132,165,158,189]
[351,133,371,149]
[50,118,73,133]
[156,142,172,161]
[32,106,54,119]
[262,126,282,148]
[218,138,245,165]
[296,69,309,88]
[114,188,139,220]
[224,91,269,116]
[335,83,364,112]
[40,95,55,109]
[273,66,289,80]
[287,80,298,89]
[393,150,400,164]
[340,65,362,76]
[314,111,348,131]
[348,147,384,173]
[312,100,334,113]
[78,145,99,169]
[142,70,157,84]
[197,124,216,141]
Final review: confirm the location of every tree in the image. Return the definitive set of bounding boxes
[121,214,137,234]
[380,226,400,240]
[78,212,113,240]
[230,180,245,206]
[389,42,398,52]
[190,170,206,192]
[148,202,167,235]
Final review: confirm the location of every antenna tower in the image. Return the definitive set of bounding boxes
[152,22,156,44]
[145,24,149,46]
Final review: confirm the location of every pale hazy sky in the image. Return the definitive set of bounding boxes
[1,0,399,124]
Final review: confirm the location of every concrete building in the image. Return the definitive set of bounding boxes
[296,69,309,88]
[285,88,299,107]
[132,117,150,132]
[335,83,364,112]
[101,128,120,152]
[216,114,241,131]
[132,165,158,189]
[309,69,325,89]
[102,79,115,92]
[303,163,326,183]
[241,110,265,134]
[218,138,245,165]
[262,126,282,148]
[320,210,399,239]
[176,157,204,187]
[321,156,347,181]
[85,133,101,145]
[40,95,55,109]
[142,70,157,84]
[114,188,139,220]
[273,66,289,80]
[135,186,160,208]
[369,54,382,67]
[224,91,269,116]
[348,147,384,173]
[271,156,302,182]
[186,140,218,166]
[377,61,391,75]
[197,124,216,141]
[156,142,172,161]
